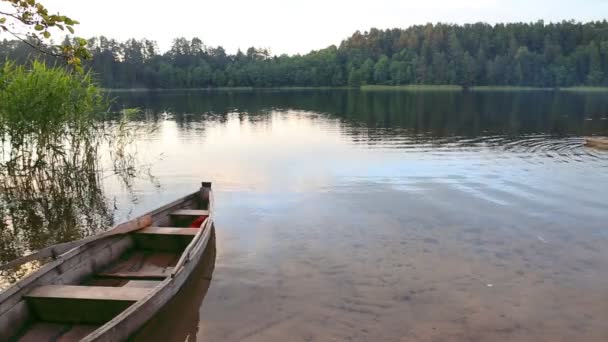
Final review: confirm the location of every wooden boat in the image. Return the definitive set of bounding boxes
[585,136,608,150]
[132,229,216,341]
[0,182,215,341]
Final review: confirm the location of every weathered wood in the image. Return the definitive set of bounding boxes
[0,215,152,271]
[170,187,213,278]
[131,231,216,342]
[148,193,198,227]
[171,217,211,278]
[0,235,133,316]
[26,285,151,325]
[81,184,214,341]
[0,301,29,341]
[97,251,177,280]
[169,209,209,217]
[81,224,214,342]
[133,226,199,251]
[96,270,171,280]
[15,322,98,342]
[84,278,162,289]
[133,231,195,252]
[26,285,151,302]
[169,185,215,278]
[0,182,215,341]
[0,235,132,341]
[585,136,608,150]
[136,227,199,236]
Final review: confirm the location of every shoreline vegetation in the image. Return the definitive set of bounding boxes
[0,61,149,273]
[3,21,608,90]
[361,85,608,92]
[103,85,608,92]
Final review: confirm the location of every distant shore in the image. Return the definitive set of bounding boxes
[104,86,352,92]
[360,85,608,92]
[103,85,608,92]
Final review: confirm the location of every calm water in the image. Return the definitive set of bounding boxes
[107,89,608,342]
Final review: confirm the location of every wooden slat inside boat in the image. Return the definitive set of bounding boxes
[585,136,608,150]
[0,182,215,342]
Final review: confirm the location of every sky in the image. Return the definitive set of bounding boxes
[40,0,608,55]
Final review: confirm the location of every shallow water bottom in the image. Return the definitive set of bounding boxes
[117,89,608,341]
[135,182,608,342]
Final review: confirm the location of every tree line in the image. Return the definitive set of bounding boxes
[1,20,608,88]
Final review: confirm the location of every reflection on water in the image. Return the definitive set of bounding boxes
[12,89,608,340]
[114,89,608,137]
[0,116,114,289]
[0,108,148,289]
[103,90,608,341]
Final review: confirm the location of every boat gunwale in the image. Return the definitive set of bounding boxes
[1,184,214,341]
[81,194,214,341]
[0,186,210,342]
[0,191,198,304]
[0,234,133,316]
[585,136,608,149]
[171,187,215,277]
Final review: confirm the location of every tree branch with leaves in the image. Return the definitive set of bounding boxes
[0,0,90,71]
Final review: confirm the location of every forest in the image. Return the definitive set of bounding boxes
[1,20,608,89]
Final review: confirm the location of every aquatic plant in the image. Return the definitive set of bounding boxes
[0,61,143,276]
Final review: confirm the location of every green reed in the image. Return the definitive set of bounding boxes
[0,61,143,280]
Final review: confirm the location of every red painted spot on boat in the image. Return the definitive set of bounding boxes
[189,215,208,228]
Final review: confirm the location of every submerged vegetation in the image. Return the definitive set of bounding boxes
[0,62,107,270]
[3,20,608,89]
[0,62,148,286]
[0,2,157,289]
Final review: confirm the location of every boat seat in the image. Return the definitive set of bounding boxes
[169,209,209,217]
[96,251,177,280]
[96,269,172,280]
[169,209,209,230]
[136,227,199,236]
[15,322,98,342]
[132,227,198,251]
[25,285,151,324]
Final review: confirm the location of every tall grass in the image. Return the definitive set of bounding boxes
[0,61,144,285]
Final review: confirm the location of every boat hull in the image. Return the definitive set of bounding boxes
[585,137,608,150]
[83,224,213,341]
[0,183,215,341]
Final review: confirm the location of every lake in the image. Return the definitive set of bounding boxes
[108,89,608,341]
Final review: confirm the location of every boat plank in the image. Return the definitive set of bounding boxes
[25,285,152,324]
[0,235,133,316]
[133,232,195,252]
[0,215,152,271]
[96,270,171,280]
[137,227,199,236]
[26,285,151,302]
[97,250,177,282]
[84,278,162,289]
[0,182,214,340]
[169,209,209,217]
[16,322,98,342]
[585,137,608,150]
[81,225,213,342]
